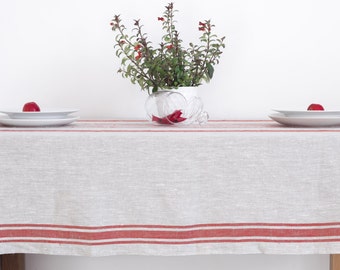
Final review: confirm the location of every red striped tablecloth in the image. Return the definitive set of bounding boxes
[1,119,340,256]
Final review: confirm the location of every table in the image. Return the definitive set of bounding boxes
[1,119,340,269]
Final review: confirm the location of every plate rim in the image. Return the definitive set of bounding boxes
[272,109,340,115]
[0,115,79,127]
[0,108,79,119]
[268,113,340,127]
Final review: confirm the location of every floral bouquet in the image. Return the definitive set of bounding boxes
[110,2,225,94]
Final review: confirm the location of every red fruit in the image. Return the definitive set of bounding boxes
[22,102,40,112]
[307,103,324,111]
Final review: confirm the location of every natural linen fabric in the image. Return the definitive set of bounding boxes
[0,120,340,256]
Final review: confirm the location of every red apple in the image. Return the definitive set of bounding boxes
[307,103,324,111]
[22,102,41,112]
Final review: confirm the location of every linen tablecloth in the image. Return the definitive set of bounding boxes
[1,119,340,256]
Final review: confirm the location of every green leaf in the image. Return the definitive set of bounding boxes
[207,63,214,79]
[121,57,128,65]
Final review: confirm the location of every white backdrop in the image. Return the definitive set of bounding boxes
[1,0,339,269]
[1,0,340,120]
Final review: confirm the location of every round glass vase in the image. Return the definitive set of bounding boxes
[145,86,209,125]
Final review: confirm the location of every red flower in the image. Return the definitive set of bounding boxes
[135,51,142,60]
[152,110,186,125]
[134,44,142,51]
[166,44,173,50]
[158,17,165,21]
[198,27,205,31]
[199,21,205,26]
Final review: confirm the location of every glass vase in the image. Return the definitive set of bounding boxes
[145,87,209,125]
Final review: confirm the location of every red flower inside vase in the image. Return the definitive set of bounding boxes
[152,110,187,125]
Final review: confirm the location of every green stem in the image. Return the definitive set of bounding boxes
[116,23,157,89]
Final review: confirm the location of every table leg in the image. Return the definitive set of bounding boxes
[331,254,340,270]
[0,254,25,270]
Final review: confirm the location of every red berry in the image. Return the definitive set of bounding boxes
[307,103,324,111]
[22,102,40,112]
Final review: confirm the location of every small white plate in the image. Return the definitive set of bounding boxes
[273,109,340,118]
[0,116,79,127]
[269,113,340,127]
[0,109,78,119]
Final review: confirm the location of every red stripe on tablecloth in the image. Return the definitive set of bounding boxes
[1,129,340,133]
[1,120,340,132]
[1,223,340,245]
[2,238,340,246]
[76,120,271,123]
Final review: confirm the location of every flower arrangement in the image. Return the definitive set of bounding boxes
[110,2,225,94]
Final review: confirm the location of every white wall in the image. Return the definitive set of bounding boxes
[1,0,339,269]
[1,0,340,119]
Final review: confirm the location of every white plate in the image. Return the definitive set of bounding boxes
[0,109,78,119]
[273,109,340,118]
[0,116,79,127]
[269,113,340,127]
